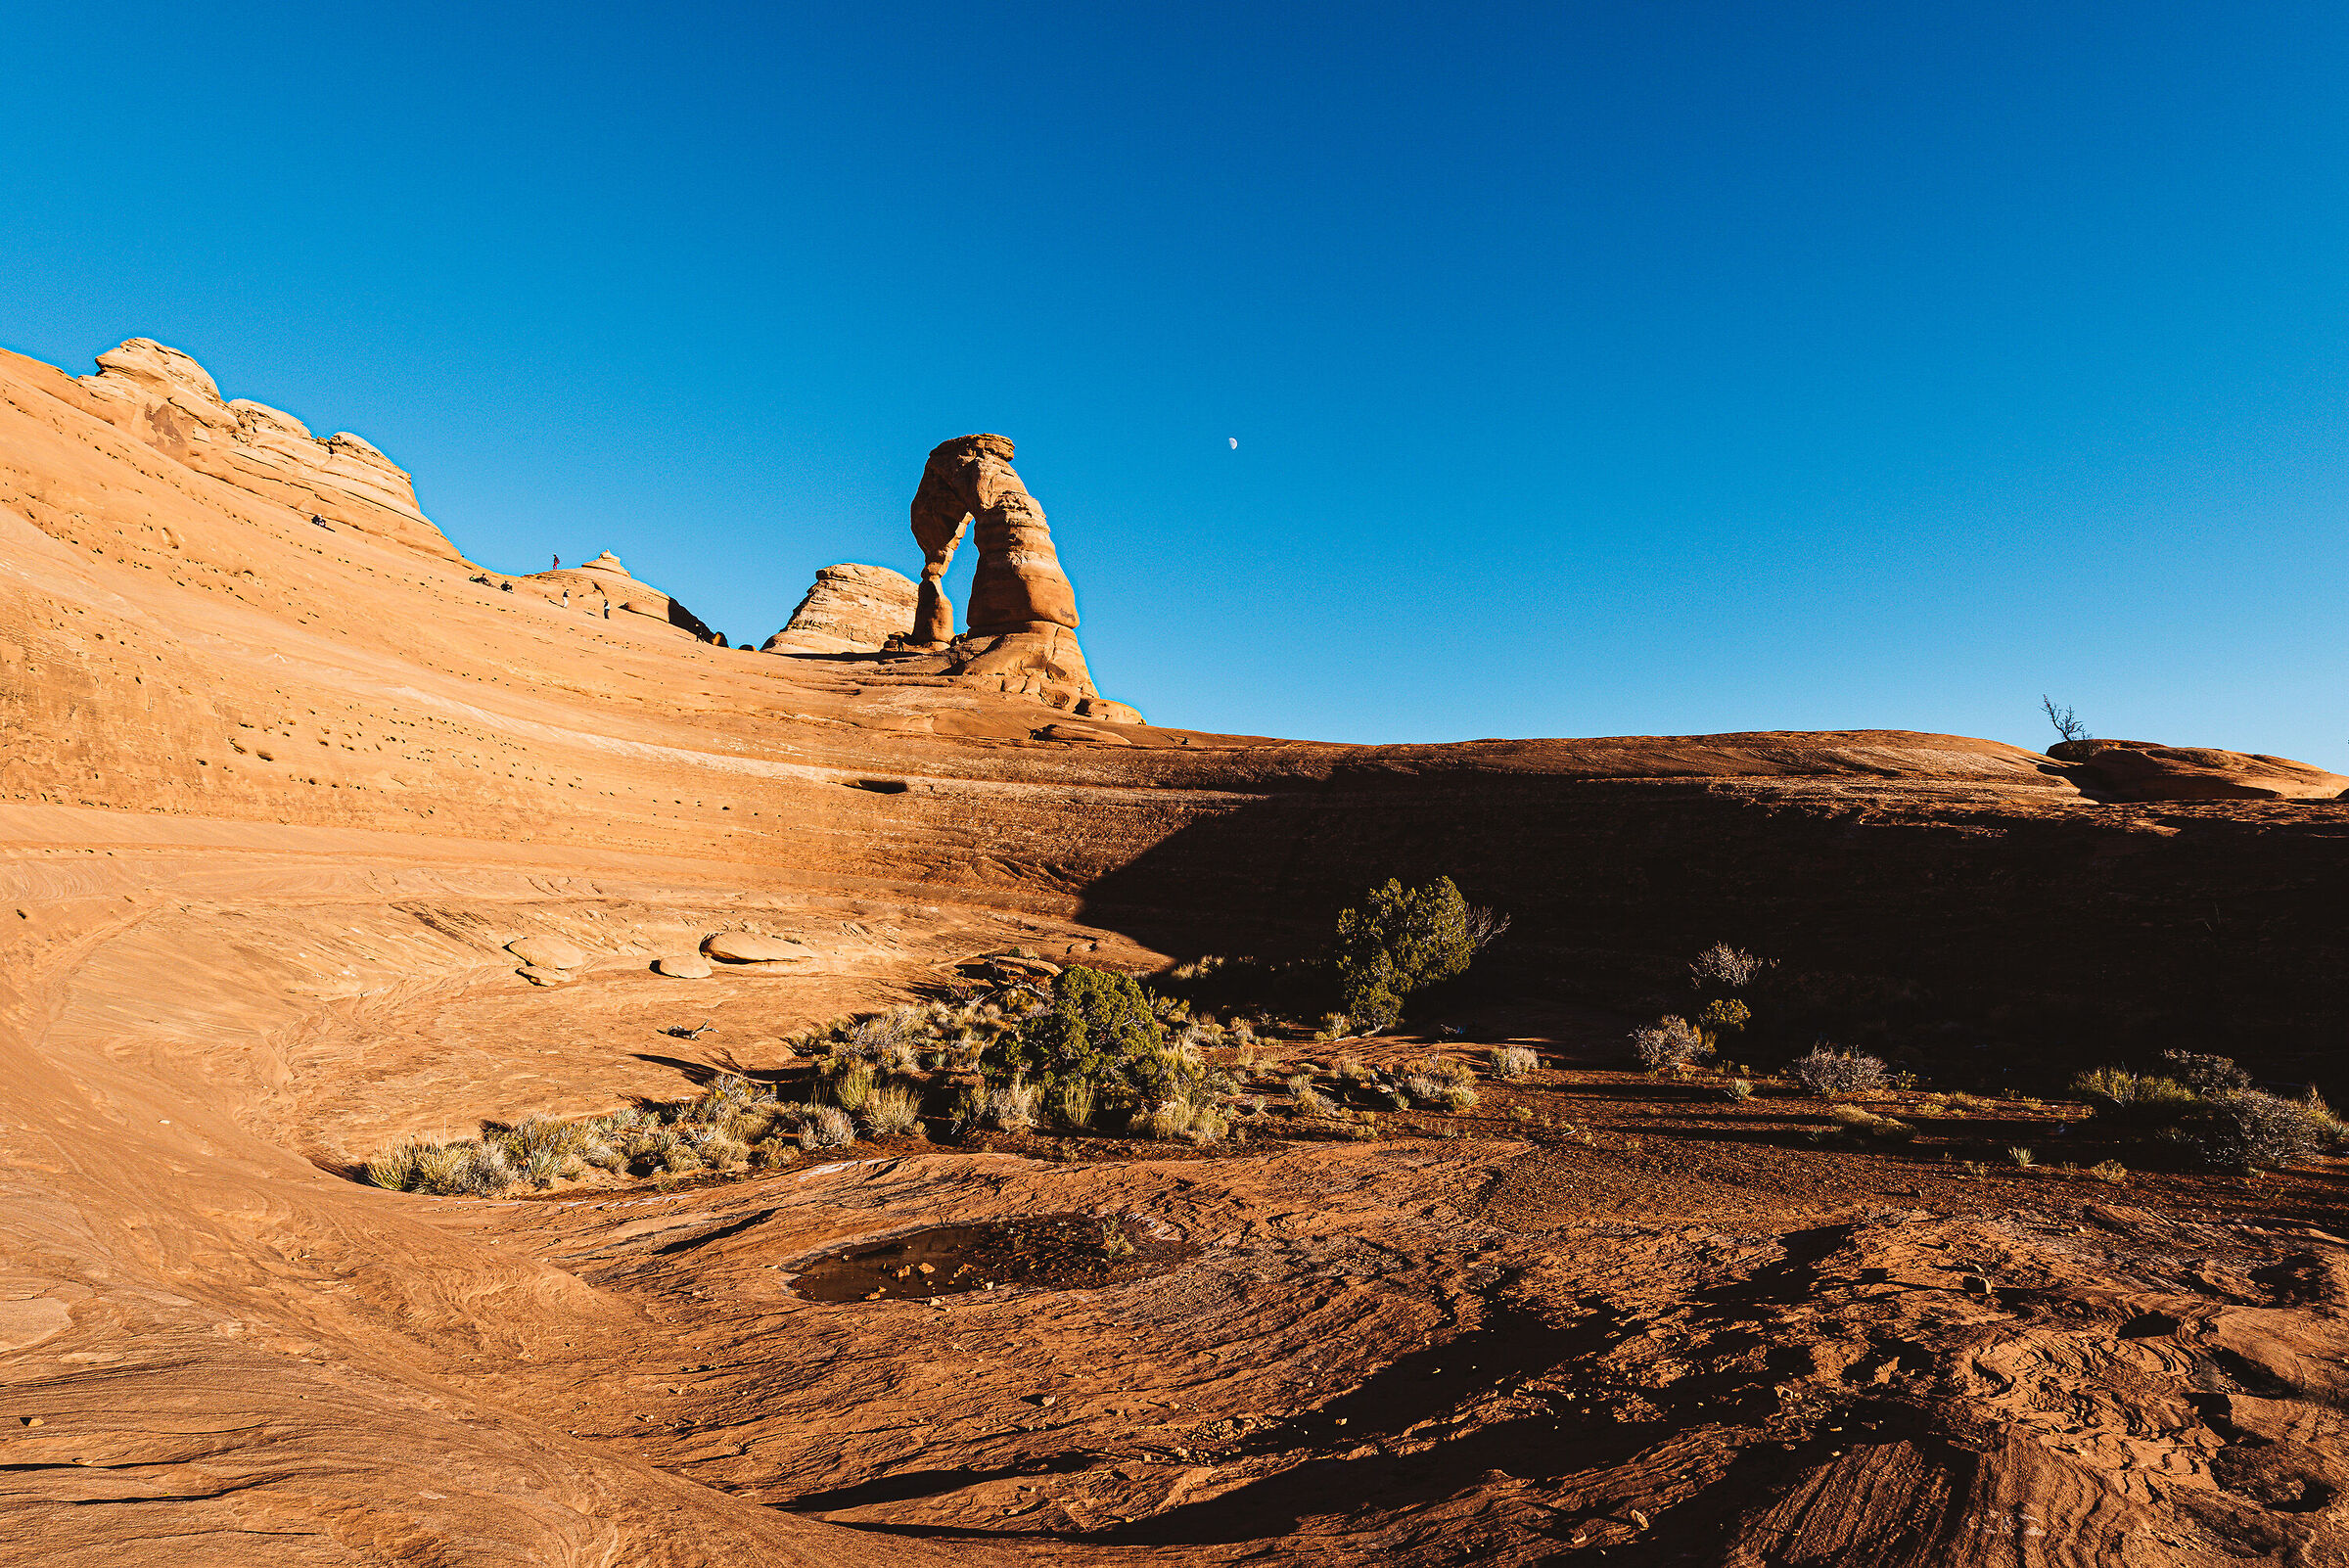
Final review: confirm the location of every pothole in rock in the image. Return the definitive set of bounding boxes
[791,1214,1189,1303]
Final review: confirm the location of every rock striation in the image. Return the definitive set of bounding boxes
[72,339,465,562]
[2051,738,2349,802]
[5,333,2349,1568]
[897,434,1137,722]
[763,563,919,654]
[527,551,722,642]
[908,434,1080,642]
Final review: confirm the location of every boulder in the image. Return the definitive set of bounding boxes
[516,964,573,987]
[1033,721,1134,746]
[763,564,919,654]
[653,955,713,979]
[977,954,1062,979]
[2050,739,2349,803]
[506,936,588,970]
[701,932,815,964]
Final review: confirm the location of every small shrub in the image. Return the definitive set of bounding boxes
[1288,1074,1334,1117]
[2156,1051,2252,1096]
[1631,1016,1711,1074]
[1436,1080,1479,1113]
[2070,1067,2197,1127]
[993,967,1200,1119]
[2088,1159,2128,1183]
[1698,998,1751,1038]
[1489,1045,1537,1081]
[2005,1145,2035,1168]
[1138,1095,1210,1141]
[1788,1047,1886,1097]
[986,1077,1040,1132]
[861,1084,923,1137]
[826,1061,877,1113]
[1720,1078,1755,1102]
[1830,1105,1912,1140]
[799,1105,856,1150]
[1053,1080,1096,1130]
[1334,1053,1371,1084]
[2301,1090,2349,1152]
[1329,877,1477,1032]
[1689,943,1768,991]
[2168,1090,2323,1174]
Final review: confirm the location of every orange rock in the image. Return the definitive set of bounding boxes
[907,435,1078,642]
[763,563,918,654]
[2050,739,2348,802]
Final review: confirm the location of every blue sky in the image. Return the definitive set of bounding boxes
[5,2,2342,761]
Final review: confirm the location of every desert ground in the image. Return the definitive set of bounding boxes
[2,339,2344,1566]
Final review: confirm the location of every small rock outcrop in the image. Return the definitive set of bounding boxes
[506,936,588,970]
[527,552,721,642]
[75,339,465,563]
[2050,739,2348,802]
[898,435,1137,723]
[652,955,712,979]
[763,563,919,654]
[701,932,814,965]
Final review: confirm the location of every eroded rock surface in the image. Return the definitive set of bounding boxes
[2052,737,2349,802]
[765,562,919,653]
[892,434,1136,720]
[1,334,2346,1566]
[69,338,465,562]
[529,550,723,641]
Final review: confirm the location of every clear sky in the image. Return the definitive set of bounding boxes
[5,3,2342,761]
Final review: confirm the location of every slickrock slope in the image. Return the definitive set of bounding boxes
[2,337,2345,1565]
[527,550,725,642]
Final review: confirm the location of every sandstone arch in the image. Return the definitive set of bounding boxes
[907,434,1078,646]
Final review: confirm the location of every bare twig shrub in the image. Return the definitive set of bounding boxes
[1489,1045,1537,1081]
[1688,944,1767,991]
[2041,695,2090,743]
[1631,1016,1711,1073]
[1465,905,1512,951]
[798,1105,856,1151]
[1788,1047,1887,1096]
[2155,1051,2251,1096]
[2168,1090,2323,1173]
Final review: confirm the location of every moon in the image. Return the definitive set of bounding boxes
[1228,437,1238,449]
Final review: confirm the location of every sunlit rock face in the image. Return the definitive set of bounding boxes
[899,433,1134,721]
[763,563,919,654]
[75,338,465,562]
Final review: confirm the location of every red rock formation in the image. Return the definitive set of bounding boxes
[528,550,722,641]
[764,562,919,653]
[895,433,1133,719]
[6,336,2349,1566]
[2051,737,2348,802]
[67,338,466,563]
[907,434,1079,643]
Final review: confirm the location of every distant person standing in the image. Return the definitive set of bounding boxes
[551,552,561,571]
